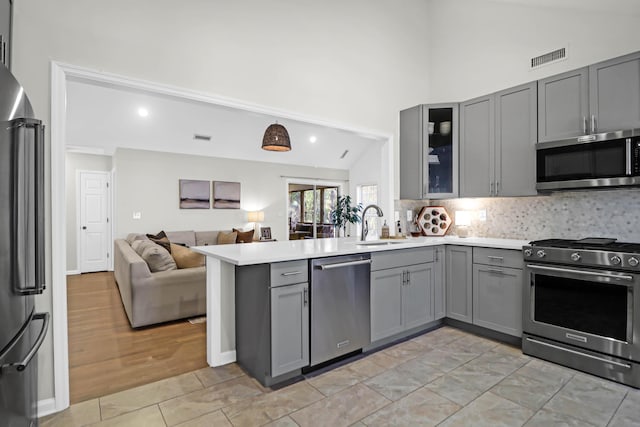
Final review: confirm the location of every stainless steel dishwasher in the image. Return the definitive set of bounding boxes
[310,254,371,366]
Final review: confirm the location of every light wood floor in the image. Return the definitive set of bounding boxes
[67,272,207,404]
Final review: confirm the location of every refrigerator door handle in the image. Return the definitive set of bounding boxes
[0,312,49,373]
[11,119,46,295]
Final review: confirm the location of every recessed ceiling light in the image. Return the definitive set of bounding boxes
[137,107,149,117]
[309,136,317,143]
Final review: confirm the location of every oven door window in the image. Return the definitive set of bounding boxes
[533,273,628,341]
[537,139,627,182]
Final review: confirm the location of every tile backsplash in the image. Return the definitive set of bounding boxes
[396,188,640,242]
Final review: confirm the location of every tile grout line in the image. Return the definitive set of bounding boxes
[605,389,629,427]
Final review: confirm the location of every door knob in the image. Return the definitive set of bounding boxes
[82,226,87,230]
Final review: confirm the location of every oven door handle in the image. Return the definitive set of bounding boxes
[527,264,634,281]
[525,338,631,369]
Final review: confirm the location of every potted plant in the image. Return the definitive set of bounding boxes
[329,195,363,237]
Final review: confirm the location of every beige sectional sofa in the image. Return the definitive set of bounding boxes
[113,230,234,328]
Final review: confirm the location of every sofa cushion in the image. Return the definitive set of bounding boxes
[217,231,238,245]
[140,243,177,272]
[125,233,148,245]
[233,228,254,244]
[166,230,196,247]
[170,243,205,268]
[195,231,220,246]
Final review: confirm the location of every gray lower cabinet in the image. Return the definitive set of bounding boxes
[461,82,537,197]
[0,0,10,68]
[235,260,309,386]
[472,264,523,337]
[445,245,472,323]
[270,282,309,377]
[433,246,446,320]
[538,51,640,142]
[370,247,438,342]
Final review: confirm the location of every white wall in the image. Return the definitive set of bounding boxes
[65,153,112,272]
[426,0,640,102]
[114,148,349,241]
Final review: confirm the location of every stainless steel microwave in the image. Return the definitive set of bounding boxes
[536,130,640,191]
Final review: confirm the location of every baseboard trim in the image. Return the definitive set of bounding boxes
[66,270,81,276]
[38,398,58,418]
[211,350,236,366]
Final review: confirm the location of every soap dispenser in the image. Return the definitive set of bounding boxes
[381,220,389,238]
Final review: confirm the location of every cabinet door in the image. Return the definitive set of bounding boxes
[495,82,537,196]
[403,263,434,330]
[399,105,425,199]
[446,246,473,323]
[433,246,446,320]
[460,95,494,197]
[425,104,459,199]
[371,267,404,341]
[0,0,10,68]
[473,265,523,337]
[271,282,309,377]
[589,52,640,133]
[538,67,589,142]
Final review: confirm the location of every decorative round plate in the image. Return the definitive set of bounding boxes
[416,206,452,236]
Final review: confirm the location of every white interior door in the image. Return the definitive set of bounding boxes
[79,171,110,273]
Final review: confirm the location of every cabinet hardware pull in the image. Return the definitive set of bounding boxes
[487,268,504,274]
[303,288,308,306]
[582,116,587,134]
[495,181,500,195]
[487,256,504,261]
[407,271,411,284]
[489,181,494,196]
[281,271,302,276]
[591,115,597,133]
[402,270,406,285]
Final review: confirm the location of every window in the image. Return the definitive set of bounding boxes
[288,183,340,240]
[357,184,378,237]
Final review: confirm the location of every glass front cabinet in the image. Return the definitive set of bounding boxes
[400,103,459,199]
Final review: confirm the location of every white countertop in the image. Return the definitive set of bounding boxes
[191,236,530,266]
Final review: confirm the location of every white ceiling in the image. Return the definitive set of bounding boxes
[65,78,387,169]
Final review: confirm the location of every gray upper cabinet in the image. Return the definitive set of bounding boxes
[537,68,589,142]
[400,104,458,199]
[460,95,494,197]
[0,0,10,68]
[495,82,538,196]
[271,282,309,377]
[461,82,537,197]
[589,52,640,133]
[445,245,472,323]
[538,51,640,142]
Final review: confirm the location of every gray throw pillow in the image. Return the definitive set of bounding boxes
[131,239,155,256]
[126,233,148,246]
[140,243,177,272]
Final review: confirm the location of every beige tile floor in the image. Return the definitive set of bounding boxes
[41,327,640,427]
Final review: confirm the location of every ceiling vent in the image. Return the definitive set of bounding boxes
[193,134,212,141]
[531,47,567,69]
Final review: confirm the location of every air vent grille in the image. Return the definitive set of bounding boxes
[193,134,212,141]
[531,47,567,69]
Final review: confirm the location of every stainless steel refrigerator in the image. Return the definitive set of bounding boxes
[0,62,50,426]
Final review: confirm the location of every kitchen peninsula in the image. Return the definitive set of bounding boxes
[192,235,528,385]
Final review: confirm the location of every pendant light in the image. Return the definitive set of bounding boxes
[261,122,291,151]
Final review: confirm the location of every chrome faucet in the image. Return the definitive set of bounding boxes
[361,204,384,241]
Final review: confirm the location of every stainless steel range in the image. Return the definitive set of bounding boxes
[522,238,640,388]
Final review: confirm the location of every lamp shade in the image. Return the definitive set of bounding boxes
[248,211,264,222]
[262,123,291,151]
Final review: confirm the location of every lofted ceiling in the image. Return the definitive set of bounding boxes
[65,77,387,170]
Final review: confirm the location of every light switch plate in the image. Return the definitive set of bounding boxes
[406,210,413,221]
[394,211,399,221]
[478,209,487,221]
[133,212,142,220]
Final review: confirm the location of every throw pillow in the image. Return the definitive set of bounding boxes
[146,230,167,240]
[233,228,254,244]
[217,231,238,245]
[149,236,171,253]
[131,239,157,256]
[125,233,148,245]
[170,243,205,268]
[140,243,177,272]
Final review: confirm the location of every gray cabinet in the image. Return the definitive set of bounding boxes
[433,246,446,320]
[472,264,522,337]
[538,51,640,142]
[461,82,537,197]
[0,0,10,68]
[370,247,437,342]
[271,282,309,377]
[400,104,458,199]
[235,260,309,386]
[445,245,472,323]
[472,247,523,337]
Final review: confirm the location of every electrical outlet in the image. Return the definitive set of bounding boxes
[406,210,413,221]
[133,212,141,220]
[478,209,487,221]
[394,211,399,221]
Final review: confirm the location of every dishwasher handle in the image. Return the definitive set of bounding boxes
[316,259,372,270]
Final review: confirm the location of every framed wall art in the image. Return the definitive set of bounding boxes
[213,181,241,209]
[179,179,210,209]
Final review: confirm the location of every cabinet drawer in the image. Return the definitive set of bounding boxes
[473,247,523,269]
[271,260,308,287]
[371,247,434,271]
